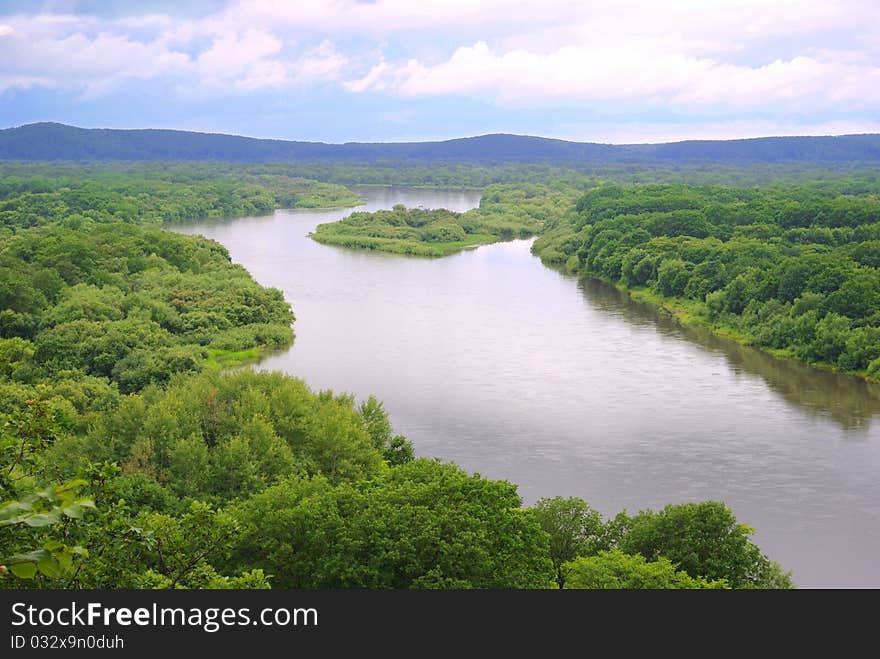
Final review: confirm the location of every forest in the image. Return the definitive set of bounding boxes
[13,160,880,589]
[532,182,880,381]
[4,122,880,164]
[0,162,361,235]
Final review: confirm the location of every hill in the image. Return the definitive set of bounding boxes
[2,122,880,164]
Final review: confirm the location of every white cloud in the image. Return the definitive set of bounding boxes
[189,32,347,92]
[344,62,388,92]
[1,0,879,126]
[293,40,346,82]
[216,0,877,41]
[197,28,282,84]
[0,12,348,96]
[353,39,880,112]
[0,27,191,94]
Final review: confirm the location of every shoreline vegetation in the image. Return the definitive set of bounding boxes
[309,183,578,256]
[0,162,362,232]
[582,273,880,386]
[532,183,880,385]
[310,205,516,257]
[8,159,880,590]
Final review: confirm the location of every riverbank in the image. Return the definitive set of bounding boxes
[559,264,880,387]
[310,231,500,257]
[204,340,293,370]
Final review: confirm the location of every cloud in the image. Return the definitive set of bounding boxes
[0,26,191,94]
[219,0,562,33]
[191,30,347,92]
[293,40,346,82]
[0,11,348,96]
[216,0,878,43]
[196,28,282,85]
[344,62,388,92]
[349,39,880,112]
[224,39,347,91]
[1,0,879,138]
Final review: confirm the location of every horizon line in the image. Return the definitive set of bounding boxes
[5,121,879,148]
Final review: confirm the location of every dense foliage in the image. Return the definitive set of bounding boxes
[618,501,789,588]
[563,550,725,589]
[311,183,575,256]
[0,162,361,235]
[312,206,496,256]
[530,497,608,588]
[239,161,880,191]
[0,221,294,410]
[533,183,880,381]
[226,460,553,588]
[50,370,385,507]
[530,497,790,589]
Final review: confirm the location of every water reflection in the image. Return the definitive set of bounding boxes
[578,277,880,432]
[172,192,880,586]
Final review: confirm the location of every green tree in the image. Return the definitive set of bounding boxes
[358,395,414,465]
[529,496,607,588]
[227,460,554,588]
[564,549,727,589]
[0,399,94,584]
[656,259,692,297]
[619,501,794,588]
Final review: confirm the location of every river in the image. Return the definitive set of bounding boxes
[173,186,880,588]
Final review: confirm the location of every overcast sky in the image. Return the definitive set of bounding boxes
[1,0,879,143]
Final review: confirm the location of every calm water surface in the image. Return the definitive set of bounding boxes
[174,186,880,588]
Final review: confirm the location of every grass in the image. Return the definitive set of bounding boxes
[204,345,288,370]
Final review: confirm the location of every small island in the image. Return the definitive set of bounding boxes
[310,202,540,256]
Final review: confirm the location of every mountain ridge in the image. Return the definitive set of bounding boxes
[2,122,880,164]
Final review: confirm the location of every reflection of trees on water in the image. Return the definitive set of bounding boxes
[577,277,880,432]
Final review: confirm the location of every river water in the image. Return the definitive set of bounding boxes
[173,186,880,588]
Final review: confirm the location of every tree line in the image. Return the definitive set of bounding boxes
[0,162,361,235]
[533,182,880,381]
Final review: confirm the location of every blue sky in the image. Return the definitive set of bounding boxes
[1,0,879,143]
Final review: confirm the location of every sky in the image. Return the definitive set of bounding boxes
[1,0,879,144]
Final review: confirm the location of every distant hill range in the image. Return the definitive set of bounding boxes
[2,122,880,164]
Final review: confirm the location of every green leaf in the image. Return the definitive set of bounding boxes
[37,486,57,500]
[9,562,37,580]
[0,501,34,520]
[55,479,87,493]
[22,512,60,527]
[62,504,84,519]
[43,539,64,551]
[4,549,52,564]
[37,559,61,578]
[56,552,73,572]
